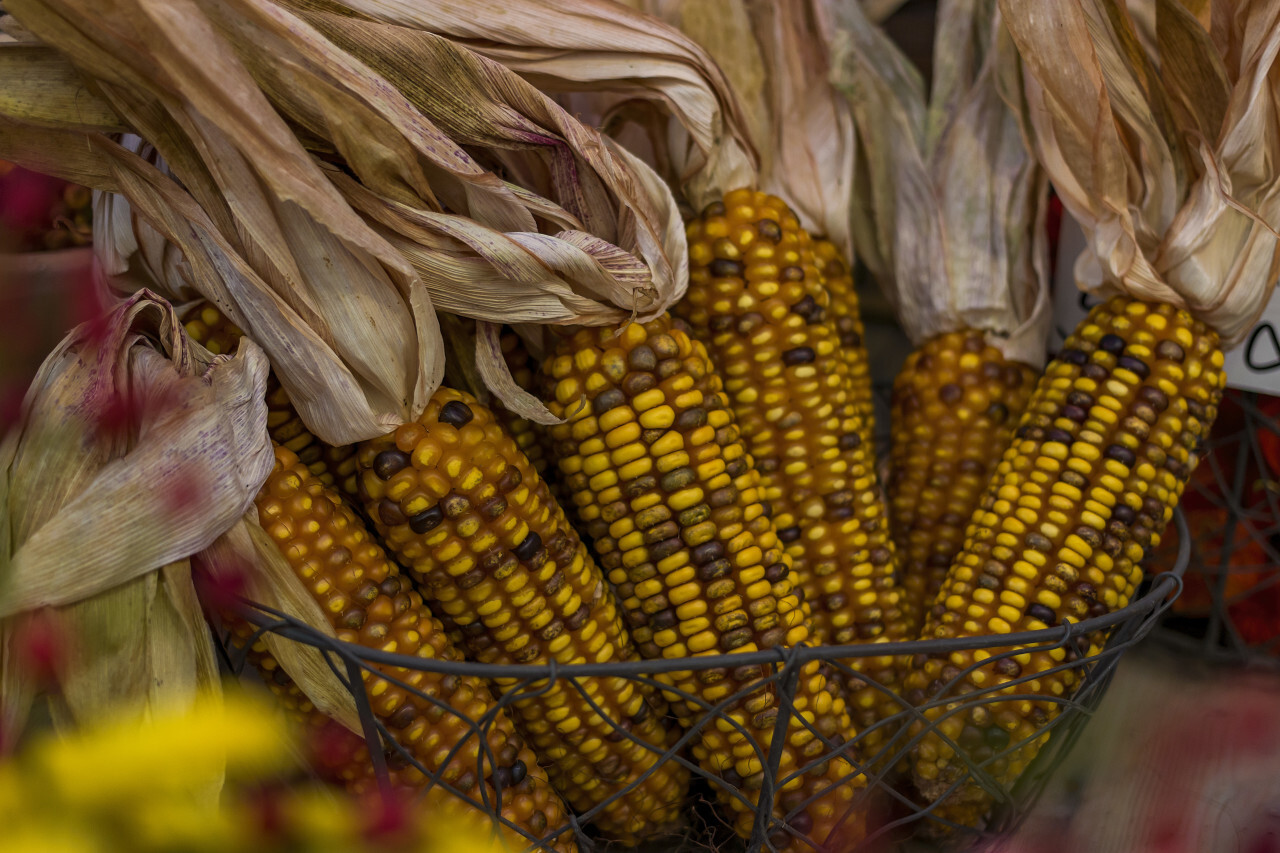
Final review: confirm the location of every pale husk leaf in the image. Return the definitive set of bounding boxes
[292,0,758,213]
[630,0,854,249]
[0,44,124,131]
[1,293,273,615]
[196,516,362,736]
[1002,0,1280,345]
[829,0,1052,366]
[2,0,689,439]
[0,290,267,768]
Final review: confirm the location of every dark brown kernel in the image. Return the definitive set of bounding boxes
[1063,404,1088,423]
[1082,363,1109,381]
[782,347,816,366]
[994,658,1022,677]
[1112,505,1136,525]
[1025,532,1053,552]
[1002,367,1026,388]
[621,372,657,396]
[986,402,1009,422]
[675,409,707,430]
[691,541,726,565]
[497,467,522,493]
[1138,386,1169,411]
[778,525,802,543]
[757,218,783,243]
[1027,603,1056,624]
[441,494,470,517]
[373,449,411,480]
[1117,356,1150,378]
[650,537,685,561]
[456,569,485,590]
[782,265,805,281]
[939,384,964,405]
[437,400,474,427]
[1058,349,1088,366]
[513,532,543,561]
[1045,428,1074,445]
[592,388,626,415]
[378,499,407,526]
[1066,391,1094,408]
[627,345,657,372]
[709,258,745,278]
[1098,333,1126,354]
[837,432,862,450]
[1104,445,1136,467]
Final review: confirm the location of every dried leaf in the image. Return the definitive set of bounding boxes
[1004,0,1280,345]
[830,0,1051,365]
[0,290,267,777]
[0,44,123,131]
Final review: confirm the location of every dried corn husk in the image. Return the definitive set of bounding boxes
[278,0,757,217]
[0,0,692,440]
[828,0,1052,367]
[0,290,270,770]
[625,0,855,249]
[1000,0,1280,346]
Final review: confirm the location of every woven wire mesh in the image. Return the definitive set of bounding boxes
[1149,390,1280,663]
[215,510,1188,853]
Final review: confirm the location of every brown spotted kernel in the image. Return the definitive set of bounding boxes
[243,444,571,849]
[357,387,687,842]
[905,295,1224,831]
[545,306,865,849]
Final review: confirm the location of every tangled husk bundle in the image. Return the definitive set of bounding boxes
[828,0,1051,367]
[1002,0,1280,346]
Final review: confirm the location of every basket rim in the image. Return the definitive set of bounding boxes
[228,509,1190,679]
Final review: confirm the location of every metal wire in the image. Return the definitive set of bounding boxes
[1149,390,1280,664]
[217,505,1189,853]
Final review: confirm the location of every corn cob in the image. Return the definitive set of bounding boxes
[677,188,908,743]
[545,314,868,851]
[355,387,688,843]
[493,329,553,482]
[183,302,359,499]
[250,444,575,850]
[889,331,1038,634]
[904,296,1225,827]
[813,238,874,431]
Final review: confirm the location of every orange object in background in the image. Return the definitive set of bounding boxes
[1152,390,1280,651]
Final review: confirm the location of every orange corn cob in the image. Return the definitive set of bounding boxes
[545,314,869,852]
[356,388,689,843]
[251,444,576,851]
[905,297,1225,828]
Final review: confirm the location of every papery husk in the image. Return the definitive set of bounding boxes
[1000,0,1280,346]
[628,0,855,250]
[282,0,758,216]
[0,290,270,780]
[0,0,690,441]
[829,0,1052,367]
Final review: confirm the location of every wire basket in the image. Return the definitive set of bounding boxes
[218,510,1188,853]
[1149,390,1280,663]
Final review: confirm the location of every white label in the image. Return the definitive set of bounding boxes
[1051,214,1280,395]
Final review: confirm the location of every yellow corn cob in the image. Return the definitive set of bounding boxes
[355,388,688,843]
[889,331,1038,634]
[545,314,868,852]
[251,444,576,851]
[677,188,907,744]
[813,238,874,430]
[904,296,1225,827]
[183,302,358,498]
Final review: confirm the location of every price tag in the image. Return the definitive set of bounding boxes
[1051,215,1280,395]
